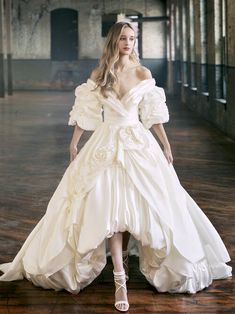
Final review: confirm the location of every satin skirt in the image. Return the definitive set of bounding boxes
[0,121,232,293]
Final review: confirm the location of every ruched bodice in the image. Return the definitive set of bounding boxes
[68,78,169,130]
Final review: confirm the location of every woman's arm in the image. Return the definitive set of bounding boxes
[69,124,84,162]
[152,123,173,164]
[69,69,99,162]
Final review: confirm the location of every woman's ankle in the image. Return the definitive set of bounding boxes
[113,267,125,274]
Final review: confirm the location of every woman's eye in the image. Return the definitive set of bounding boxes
[120,37,135,41]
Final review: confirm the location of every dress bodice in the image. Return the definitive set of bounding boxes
[68,78,169,130]
[97,79,151,125]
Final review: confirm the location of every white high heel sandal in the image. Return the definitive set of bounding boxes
[113,269,129,312]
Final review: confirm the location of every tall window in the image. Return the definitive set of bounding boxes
[200,0,208,94]
[182,1,188,85]
[170,2,175,61]
[175,4,181,83]
[102,14,117,37]
[189,0,196,89]
[215,0,227,102]
[51,9,78,61]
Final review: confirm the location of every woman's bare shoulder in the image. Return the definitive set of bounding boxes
[89,67,99,81]
[136,65,152,80]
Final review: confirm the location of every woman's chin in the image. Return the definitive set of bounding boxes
[119,50,131,56]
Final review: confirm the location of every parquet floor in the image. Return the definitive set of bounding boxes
[0,91,234,314]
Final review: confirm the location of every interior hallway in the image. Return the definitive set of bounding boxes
[0,91,234,314]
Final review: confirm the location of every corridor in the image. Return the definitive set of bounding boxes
[0,0,235,312]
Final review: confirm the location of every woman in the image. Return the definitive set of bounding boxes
[0,22,232,313]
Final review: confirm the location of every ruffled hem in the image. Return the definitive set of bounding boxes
[138,243,232,294]
[0,230,232,295]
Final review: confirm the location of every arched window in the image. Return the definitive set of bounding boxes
[51,8,78,61]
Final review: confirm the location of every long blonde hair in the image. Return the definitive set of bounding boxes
[94,22,140,97]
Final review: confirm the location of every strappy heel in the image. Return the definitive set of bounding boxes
[113,269,129,312]
[122,250,129,281]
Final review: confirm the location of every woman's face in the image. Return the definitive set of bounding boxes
[118,27,135,55]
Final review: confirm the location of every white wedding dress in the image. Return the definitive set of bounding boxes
[0,78,232,294]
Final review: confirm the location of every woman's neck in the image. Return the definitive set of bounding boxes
[115,55,134,72]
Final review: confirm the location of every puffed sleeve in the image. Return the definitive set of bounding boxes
[138,85,169,129]
[68,79,103,131]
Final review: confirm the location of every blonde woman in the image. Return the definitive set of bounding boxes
[0,22,232,312]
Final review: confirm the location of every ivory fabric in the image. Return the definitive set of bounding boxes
[0,78,232,294]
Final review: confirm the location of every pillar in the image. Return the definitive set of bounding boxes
[5,0,12,95]
[0,0,5,97]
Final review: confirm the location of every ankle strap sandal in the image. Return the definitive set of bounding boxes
[113,269,129,312]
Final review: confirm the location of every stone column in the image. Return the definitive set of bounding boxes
[226,0,235,137]
[5,0,12,95]
[173,0,180,94]
[0,0,5,97]
[166,0,174,94]
[194,0,202,94]
[178,0,186,101]
[185,0,191,87]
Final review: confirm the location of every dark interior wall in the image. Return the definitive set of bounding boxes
[6,58,167,90]
[2,0,167,91]
[142,59,167,87]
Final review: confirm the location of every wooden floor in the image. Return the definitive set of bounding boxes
[0,91,234,314]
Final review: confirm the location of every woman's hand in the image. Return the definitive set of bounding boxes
[69,125,84,163]
[152,124,173,164]
[163,145,173,164]
[70,145,78,162]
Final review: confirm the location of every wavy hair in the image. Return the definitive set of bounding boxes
[94,21,140,97]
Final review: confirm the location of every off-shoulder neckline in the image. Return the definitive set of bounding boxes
[87,78,155,100]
